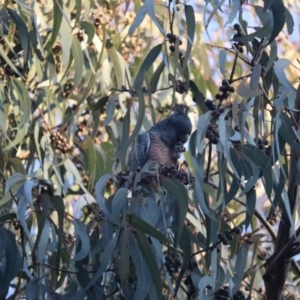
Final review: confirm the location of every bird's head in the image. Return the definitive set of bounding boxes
[168,105,193,143]
[154,104,193,147]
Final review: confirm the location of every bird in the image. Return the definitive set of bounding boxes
[129,105,192,172]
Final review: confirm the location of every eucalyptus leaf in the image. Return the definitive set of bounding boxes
[133,44,162,88]
[128,5,147,36]
[182,5,195,72]
[73,220,90,261]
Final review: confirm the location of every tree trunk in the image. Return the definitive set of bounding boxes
[264,83,300,299]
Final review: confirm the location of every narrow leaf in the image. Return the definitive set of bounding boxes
[10,79,31,129]
[133,44,162,88]
[127,213,168,244]
[7,8,30,67]
[73,220,90,261]
[182,5,195,72]
[135,231,162,299]
[145,0,165,36]
[45,0,63,51]
[267,0,285,45]
[71,37,84,88]
[162,178,189,248]
[128,5,147,36]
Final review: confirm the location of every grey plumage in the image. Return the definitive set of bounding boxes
[129,105,192,171]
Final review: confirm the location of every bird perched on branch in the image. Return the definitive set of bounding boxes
[129,105,192,171]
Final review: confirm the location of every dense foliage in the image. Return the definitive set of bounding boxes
[0,0,300,299]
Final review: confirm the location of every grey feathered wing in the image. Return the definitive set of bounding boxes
[129,132,150,171]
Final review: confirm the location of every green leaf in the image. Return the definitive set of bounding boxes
[240,155,260,194]
[74,0,82,24]
[274,58,296,92]
[268,167,285,219]
[121,108,131,168]
[0,46,24,78]
[128,232,151,300]
[135,231,162,299]
[118,229,131,297]
[80,21,95,44]
[144,0,165,36]
[161,178,188,248]
[0,228,20,296]
[182,5,195,72]
[284,7,294,35]
[232,20,273,42]
[101,142,114,173]
[116,89,145,158]
[267,0,285,45]
[33,193,51,258]
[107,42,125,88]
[37,219,50,262]
[3,124,28,150]
[95,174,113,219]
[265,40,277,72]
[219,109,240,180]
[45,0,63,52]
[64,158,89,194]
[0,7,9,35]
[198,276,215,299]
[128,5,147,36]
[7,8,30,68]
[174,225,192,297]
[189,80,207,113]
[111,188,128,224]
[85,136,96,191]
[219,50,226,77]
[71,37,84,89]
[103,95,116,126]
[233,243,248,289]
[82,237,118,294]
[263,0,272,11]
[279,112,300,154]
[89,95,109,111]
[61,11,73,66]
[192,155,215,219]
[25,280,40,300]
[196,111,212,155]
[242,144,273,197]
[188,130,197,158]
[94,149,105,182]
[51,196,64,281]
[0,84,6,130]
[150,60,165,92]
[10,79,31,129]
[0,212,16,223]
[245,188,256,228]
[4,173,25,195]
[133,44,162,88]
[45,53,55,81]
[237,80,262,98]
[250,64,261,91]
[74,220,90,261]
[127,213,169,244]
[225,176,240,205]
[226,0,241,25]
